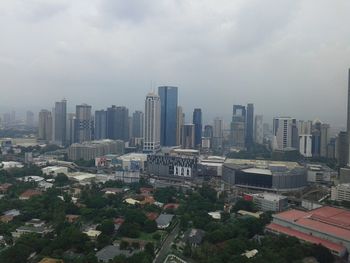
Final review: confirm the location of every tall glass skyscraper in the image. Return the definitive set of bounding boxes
[193,108,202,148]
[95,110,107,140]
[158,86,178,146]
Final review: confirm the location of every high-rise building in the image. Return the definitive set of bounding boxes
[95,110,107,140]
[213,117,223,150]
[246,103,254,148]
[144,92,161,153]
[312,120,322,157]
[132,111,144,138]
[347,68,350,165]
[320,123,330,158]
[26,111,34,127]
[38,110,52,142]
[338,131,349,167]
[204,125,213,138]
[192,108,202,148]
[298,120,313,157]
[106,106,129,141]
[176,106,185,146]
[54,99,67,146]
[254,115,263,145]
[231,105,246,149]
[272,117,297,151]
[182,124,195,149]
[66,113,76,145]
[74,104,93,143]
[158,86,178,146]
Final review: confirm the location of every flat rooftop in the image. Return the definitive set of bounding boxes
[242,168,272,176]
[224,158,302,170]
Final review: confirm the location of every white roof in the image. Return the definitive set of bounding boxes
[242,168,272,175]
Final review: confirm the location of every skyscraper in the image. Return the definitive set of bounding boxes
[106,106,129,141]
[144,92,161,153]
[246,103,254,148]
[320,123,330,157]
[192,108,202,148]
[254,115,263,145]
[158,86,178,146]
[26,111,34,127]
[54,99,67,146]
[231,105,246,149]
[213,117,223,150]
[272,117,297,151]
[298,120,313,157]
[182,124,195,149]
[67,113,76,145]
[38,109,52,142]
[95,110,107,140]
[132,111,144,138]
[74,104,93,143]
[176,106,185,146]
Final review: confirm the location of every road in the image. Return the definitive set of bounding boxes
[154,223,180,263]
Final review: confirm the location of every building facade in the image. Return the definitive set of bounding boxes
[158,86,178,146]
[182,124,195,149]
[38,110,52,142]
[193,108,202,148]
[75,104,93,143]
[254,115,263,145]
[143,92,161,153]
[53,99,67,146]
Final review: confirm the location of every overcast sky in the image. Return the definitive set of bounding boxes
[0,0,350,127]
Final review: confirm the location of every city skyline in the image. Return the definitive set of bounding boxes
[0,1,350,127]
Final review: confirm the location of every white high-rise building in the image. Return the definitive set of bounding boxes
[143,92,161,153]
[298,120,313,157]
[272,117,297,150]
[254,115,263,144]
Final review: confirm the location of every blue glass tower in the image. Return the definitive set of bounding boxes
[193,108,202,147]
[158,86,178,146]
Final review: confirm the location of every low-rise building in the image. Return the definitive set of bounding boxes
[306,164,332,184]
[12,219,53,238]
[0,161,24,170]
[266,206,350,257]
[156,214,174,229]
[42,166,68,177]
[331,183,350,202]
[244,192,288,212]
[19,189,42,200]
[68,140,124,161]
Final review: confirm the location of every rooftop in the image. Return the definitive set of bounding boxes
[267,223,346,253]
[274,206,350,241]
[242,168,272,176]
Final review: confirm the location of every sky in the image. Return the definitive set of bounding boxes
[0,0,350,127]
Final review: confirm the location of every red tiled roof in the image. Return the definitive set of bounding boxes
[274,206,350,241]
[114,218,125,225]
[164,203,180,210]
[266,223,346,254]
[20,189,42,199]
[146,212,159,221]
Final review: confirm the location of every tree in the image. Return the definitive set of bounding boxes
[144,243,155,257]
[312,244,334,263]
[143,220,157,233]
[55,173,69,186]
[97,220,115,236]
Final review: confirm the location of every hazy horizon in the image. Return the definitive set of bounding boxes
[1,0,350,127]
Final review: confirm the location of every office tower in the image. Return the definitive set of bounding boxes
[26,111,34,127]
[192,108,202,148]
[204,125,213,138]
[230,105,246,149]
[143,92,161,152]
[347,68,350,165]
[246,103,254,148]
[54,99,67,146]
[106,105,129,141]
[312,120,322,157]
[74,104,93,143]
[66,113,76,145]
[272,117,297,150]
[327,138,336,159]
[95,110,107,140]
[298,120,313,157]
[132,111,144,138]
[320,123,330,157]
[213,117,223,150]
[176,106,185,146]
[38,110,52,142]
[337,131,349,167]
[254,115,263,145]
[158,86,178,146]
[182,124,195,149]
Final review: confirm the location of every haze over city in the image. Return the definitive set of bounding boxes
[1,0,350,126]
